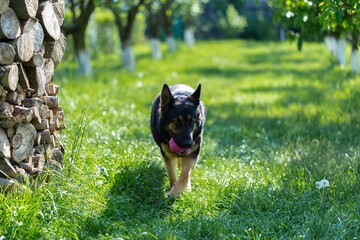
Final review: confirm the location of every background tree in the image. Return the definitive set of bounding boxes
[270,0,322,51]
[105,0,148,71]
[320,0,360,73]
[63,0,95,76]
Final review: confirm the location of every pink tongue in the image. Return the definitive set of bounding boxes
[169,138,190,155]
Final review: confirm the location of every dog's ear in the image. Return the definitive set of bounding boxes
[160,84,174,112]
[189,84,201,104]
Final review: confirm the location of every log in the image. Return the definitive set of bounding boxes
[32,119,49,130]
[0,85,7,101]
[0,0,10,15]
[43,33,66,66]
[31,154,45,170]
[37,1,60,41]
[0,42,16,65]
[0,101,13,112]
[31,106,41,123]
[45,83,59,95]
[53,0,65,26]
[6,126,15,138]
[0,177,18,191]
[0,157,17,178]
[12,106,33,123]
[21,18,44,52]
[6,90,25,105]
[11,123,37,162]
[24,66,46,96]
[23,53,44,67]
[42,96,59,109]
[0,64,19,91]
[22,97,43,108]
[43,58,54,83]
[12,34,34,62]
[39,129,55,146]
[52,147,63,164]
[18,63,31,89]
[0,8,20,40]
[9,0,38,20]
[19,161,38,174]
[0,128,11,158]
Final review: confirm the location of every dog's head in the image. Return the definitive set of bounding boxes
[160,84,203,149]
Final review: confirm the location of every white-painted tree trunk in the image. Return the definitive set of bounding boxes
[184,27,195,47]
[166,36,176,52]
[279,25,286,42]
[350,48,359,73]
[150,38,162,59]
[336,37,346,68]
[324,35,337,56]
[76,50,92,76]
[122,45,135,71]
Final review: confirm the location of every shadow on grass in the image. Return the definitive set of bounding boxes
[80,160,171,238]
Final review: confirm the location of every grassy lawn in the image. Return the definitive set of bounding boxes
[1,40,359,239]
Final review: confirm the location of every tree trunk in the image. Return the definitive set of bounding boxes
[73,30,92,76]
[109,0,146,71]
[324,34,337,56]
[336,37,346,68]
[62,0,94,75]
[121,40,135,71]
[150,38,162,59]
[350,35,359,74]
[167,36,176,52]
[147,5,163,59]
[184,27,195,47]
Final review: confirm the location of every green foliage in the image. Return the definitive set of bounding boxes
[319,0,360,34]
[1,40,360,239]
[270,0,323,48]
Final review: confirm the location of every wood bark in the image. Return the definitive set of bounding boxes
[0,8,20,40]
[0,128,11,158]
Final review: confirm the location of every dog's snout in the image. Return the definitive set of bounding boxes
[181,140,193,149]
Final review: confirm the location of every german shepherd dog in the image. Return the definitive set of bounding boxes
[150,84,206,197]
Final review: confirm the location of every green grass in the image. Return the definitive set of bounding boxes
[1,40,360,239]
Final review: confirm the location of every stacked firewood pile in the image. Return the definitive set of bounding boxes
[0,0,66,191]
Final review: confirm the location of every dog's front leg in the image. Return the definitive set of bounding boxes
[162,152,178,188]
[169,155,198,197]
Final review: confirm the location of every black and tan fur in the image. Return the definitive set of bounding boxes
[150,84,206,197]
